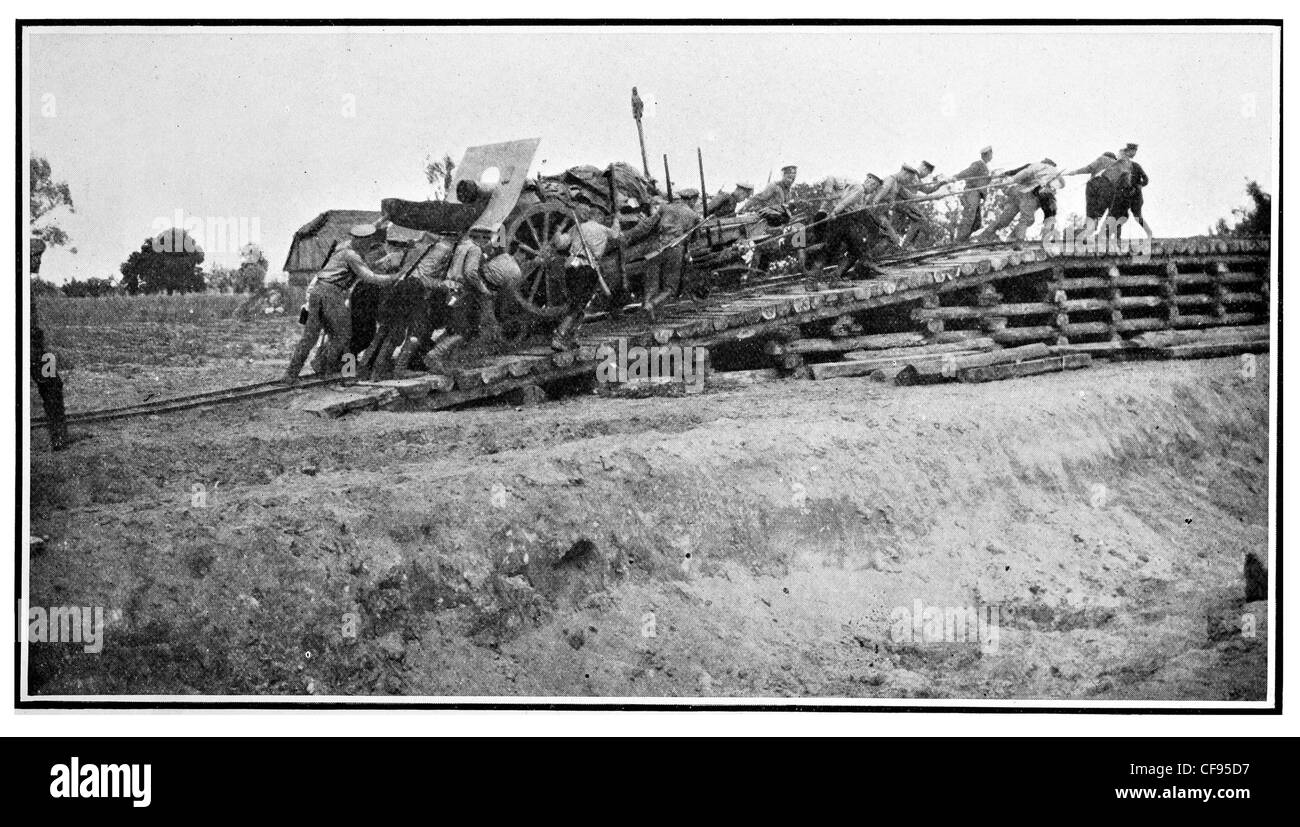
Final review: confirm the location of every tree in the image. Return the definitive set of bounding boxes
[235,243,269,293]
[30,155,77,252]
[207,266,239,294]
[30,277,63,298]
[61,277,119,298]
[119,228,206,295]
[424,153,456,200]
[1213,179,1270,238]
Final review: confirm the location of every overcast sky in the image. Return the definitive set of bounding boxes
[24,24,1277,284]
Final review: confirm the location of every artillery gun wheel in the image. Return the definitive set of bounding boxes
[504,201,577,320]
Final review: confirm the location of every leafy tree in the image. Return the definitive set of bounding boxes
[236,242,269,293]
[424,153,457,200]
[31,155,77,254]
[120,228,206,295]
[207,265,239,294]
[62,277,120,298]
[1213,180,1270,238]
[30,277,63,297]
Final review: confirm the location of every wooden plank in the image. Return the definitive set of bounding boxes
[842,338,995,362]
[1112,295,1166,310]
[1061,321,1114,337]
[766,331,926,355]
[958,353,1092,383]
[1113,317,1168,333]
[1171,294,1216,306]
[1220,291,1267,305]
[1151,340,1269,360]
[1134,325,1271,349]
[894,343,1052,386]
[1062,298,1112,312]
[809,348,984,381]
[1047,341,1136,357]
[704,368,788,390]
[1172,312,1261,329]
[299,388,384,418]
[990,325,1058,344]
[912,302,1056,320]
[1215,270,1266,285]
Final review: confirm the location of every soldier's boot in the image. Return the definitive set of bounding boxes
[648,259,682,309]
[550,313,582,352]
[393,336,425,375]
[423,334,464,374]
[641,264,663,320]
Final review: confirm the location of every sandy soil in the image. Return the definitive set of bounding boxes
[27,339,1270,700]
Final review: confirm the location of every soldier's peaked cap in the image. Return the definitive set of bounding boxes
[980,145,993,155]
[736,182,754,191]
[350,223,379,239]
[865,172,883,182]
[781,165,798,173]
[901,163,919,174]
[1124,142,1139,152]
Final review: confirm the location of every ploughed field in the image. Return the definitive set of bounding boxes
[27,309,1270,700]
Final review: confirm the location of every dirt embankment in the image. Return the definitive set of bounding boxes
[28,357,1270,700]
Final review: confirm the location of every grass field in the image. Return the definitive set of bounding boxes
[33,287,305,326]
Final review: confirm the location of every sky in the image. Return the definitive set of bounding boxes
[24,24,1278,284]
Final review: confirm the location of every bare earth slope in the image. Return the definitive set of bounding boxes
[28,357,1270,700]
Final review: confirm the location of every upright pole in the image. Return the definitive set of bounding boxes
[632,87,651,179]
[663,155,673,200]
[697,147,709,219]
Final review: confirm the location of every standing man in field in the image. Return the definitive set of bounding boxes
[29,236,68,450]
[281,224,399,384]
[953,145,994,242]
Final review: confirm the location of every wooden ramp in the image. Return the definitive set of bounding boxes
[294,237,1271,416]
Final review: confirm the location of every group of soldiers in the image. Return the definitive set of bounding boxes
[811,142,1151,279]
[282,222,520,384]
[280,144,1152,383]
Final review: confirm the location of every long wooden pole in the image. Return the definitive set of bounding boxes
[663,155,673,200]
[632,87,651,179]
[697,147,709,219]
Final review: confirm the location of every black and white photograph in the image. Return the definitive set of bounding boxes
[16,17,1279,714]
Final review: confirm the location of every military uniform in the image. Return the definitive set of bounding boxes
[1071,153,1132,221]
[824,177,887,278]
[707,188,751,218]
[284,229,397,380]
[361,237,459,379]
[623,201,698,315]
[953,152,993,242]
[743,181,791,218]
[29,237,68,450]
[552,220,620,348]
[977,161,1062,242]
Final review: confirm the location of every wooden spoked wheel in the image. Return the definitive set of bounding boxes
[504,201,577,320]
